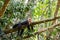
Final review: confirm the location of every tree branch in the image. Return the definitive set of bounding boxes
[46,0,60,40]
[24,23,60,39]
[52,0,60,24]
[3,16,60,34]
[0,0,10,17]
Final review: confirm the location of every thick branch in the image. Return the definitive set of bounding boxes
[31,16,60,25]
[0,0,10,17]
[24,23,60,39]
[52,0,60,24]
[3,16,60,34]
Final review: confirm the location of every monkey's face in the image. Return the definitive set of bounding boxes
[28,18,32,24]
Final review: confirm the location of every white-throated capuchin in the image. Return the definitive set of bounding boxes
[13,18,33,36]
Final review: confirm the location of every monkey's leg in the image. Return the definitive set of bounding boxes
[19,29,24,36]
[17,23,22,36]
[17,29,20,36]
[31,25,33,30]
[27,25,33,36]
[27,25,31,32]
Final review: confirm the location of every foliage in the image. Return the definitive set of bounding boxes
[0,0,60,40]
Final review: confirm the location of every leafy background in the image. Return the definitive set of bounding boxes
[0,0,60,40]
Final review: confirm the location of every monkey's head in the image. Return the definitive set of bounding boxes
[27,18,32,24]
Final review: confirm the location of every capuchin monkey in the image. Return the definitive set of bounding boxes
[13,18,33,36]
